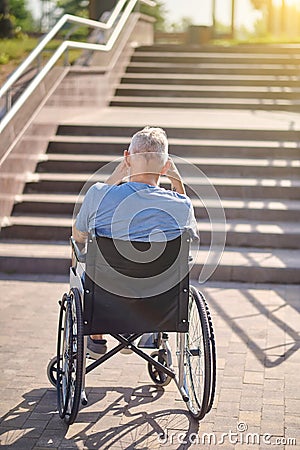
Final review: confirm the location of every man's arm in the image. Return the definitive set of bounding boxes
[73,160,128,243]
[72,183,95,244]
[105,159,128,185]
[166,158,186,195]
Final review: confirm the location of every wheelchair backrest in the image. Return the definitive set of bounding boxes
[82,232,191,335]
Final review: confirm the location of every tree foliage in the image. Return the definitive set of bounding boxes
[169,16,193,33]
[140,1,167,31]
[8,0,35,31]
[56,0,89,17]
[250,0,267,9]
[0,0,35,37]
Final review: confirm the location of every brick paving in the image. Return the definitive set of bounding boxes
[0,277,299,449]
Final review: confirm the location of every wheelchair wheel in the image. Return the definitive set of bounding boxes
[148,350,172,387]
[56,288,84,426]
[178,286,212,420]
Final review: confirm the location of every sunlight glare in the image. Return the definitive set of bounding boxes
[273,0,300,6]
[286,0,300,5]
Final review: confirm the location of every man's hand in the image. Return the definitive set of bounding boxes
[105,159,128,185]
[72,225,88,244]
[165,158,186,194]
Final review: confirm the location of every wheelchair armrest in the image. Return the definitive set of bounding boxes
[70,236,86,263]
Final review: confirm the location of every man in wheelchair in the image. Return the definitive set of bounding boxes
[72,126,198,355]
[51,126,216,425]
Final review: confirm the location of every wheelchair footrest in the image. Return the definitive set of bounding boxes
[138,333,159,349]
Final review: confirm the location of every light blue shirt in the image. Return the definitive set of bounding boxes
[76,182,198,242]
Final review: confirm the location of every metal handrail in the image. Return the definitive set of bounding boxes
[0,0,155,127]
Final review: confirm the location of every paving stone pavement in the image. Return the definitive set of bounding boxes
[0,276,299,450]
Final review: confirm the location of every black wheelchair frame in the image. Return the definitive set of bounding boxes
[47,233,216,425]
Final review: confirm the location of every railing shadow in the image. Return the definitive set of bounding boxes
[204,286,300,368]
[0,385,200,449]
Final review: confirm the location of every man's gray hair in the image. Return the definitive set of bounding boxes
[128,127,168,162]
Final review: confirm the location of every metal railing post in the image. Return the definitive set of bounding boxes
[64,48,69,66]
[5,89,12,112]
[36,52,42,72]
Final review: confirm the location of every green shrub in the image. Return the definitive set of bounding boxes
[0,52,9,64]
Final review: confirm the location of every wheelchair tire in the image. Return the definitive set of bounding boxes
[56,288,84,426]
[201,292,217,414]
[178,286,212,420]
[147,350,172,387]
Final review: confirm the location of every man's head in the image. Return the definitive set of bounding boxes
[128,126,168,160]
[124,127,170,179]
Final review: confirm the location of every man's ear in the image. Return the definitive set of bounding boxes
[124,149,130,167]
[160,158,171,175]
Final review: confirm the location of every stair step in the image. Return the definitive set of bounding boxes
[110,96,300,111]
[0,241,299,283]
[56,125,300,142]
[137,44,300,54]
[2,216,300,249]
[37,153,121,174]
[127,62,300,76]
[22,173,300,199]
[14,193,80,215]
[13,194,300,222]
[121,73,300,87]
[131,51,300,65]
[1,216,71,241]
[115,84,300,100]
[190,246,300,284]
[193,198,300,222]
[46,140,300,159]
[36,153,300,178]
[0,241,70,274]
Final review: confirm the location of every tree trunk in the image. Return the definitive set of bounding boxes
[212,0,216,37]
[267,0,273,35]
[231,0,236,39]
[0,0,13,38]
[281,0,286,35]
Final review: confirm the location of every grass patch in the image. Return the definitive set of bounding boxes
[0,36,83,65]
[0,37,84,85]
[0,37,39,64]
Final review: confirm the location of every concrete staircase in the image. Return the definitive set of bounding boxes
[111,44,300,111]
[0,44,300,282]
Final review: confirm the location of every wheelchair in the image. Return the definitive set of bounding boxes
[47,231,216,425]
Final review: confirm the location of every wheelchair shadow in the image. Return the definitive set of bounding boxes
[0,385,201,449]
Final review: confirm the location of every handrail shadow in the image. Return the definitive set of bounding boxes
[204,286,300,368]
